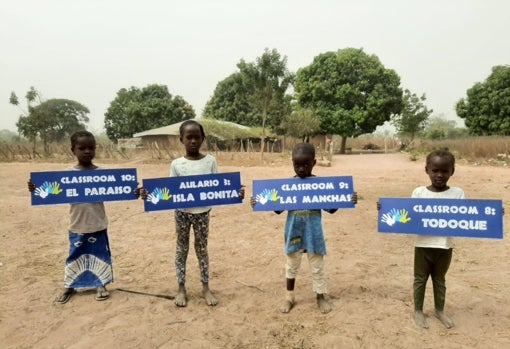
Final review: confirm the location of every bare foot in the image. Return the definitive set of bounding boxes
[280,300,294,313]
[203,289,218,306]
[175,289,187,307]
[317,294,331,314]
[414,310,429,328]
[435,310,454,329]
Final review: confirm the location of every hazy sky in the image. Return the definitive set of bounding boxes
[1,0,509,133]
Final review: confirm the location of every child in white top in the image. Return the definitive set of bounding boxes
[170,120,244,307]
[412,149,464,329]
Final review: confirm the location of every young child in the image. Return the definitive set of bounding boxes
[252,143,357,314]
[28,131,112,304]
[162,120,244,307]
[411,149,463,329]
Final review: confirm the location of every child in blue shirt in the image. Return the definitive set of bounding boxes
[253,143,357,313]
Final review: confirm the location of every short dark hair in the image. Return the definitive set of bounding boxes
[426,149,455,167]
[71,130,95,149]
[292,142,315,158]
[179,120,205,138]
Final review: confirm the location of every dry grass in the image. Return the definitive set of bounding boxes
[1,136,508,166]
[346,136,509,166]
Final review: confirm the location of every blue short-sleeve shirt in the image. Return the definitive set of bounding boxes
[284,209,326,255]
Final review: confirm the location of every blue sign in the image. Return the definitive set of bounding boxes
[378,198,504,239]
[252,176,355,211]
[142,172,242,211]
[30,168,138,205]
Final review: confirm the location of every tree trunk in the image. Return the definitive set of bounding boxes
[44,138,50,155]
[339,136,348,154]
[31,137,37,158]
[260,105,267,160]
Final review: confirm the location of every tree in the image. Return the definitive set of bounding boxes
[10,87,89,154]
[423,114,468,140]
[0,129,20,141]
[456,65,510,135]
[391,89,433,141]
[203,72,257,126]
[9,87,42,151]
[295,48,403,153]
[104,84,195,142]
[204,49,293,155]
[280,108,322,142]
[237,49,294,155]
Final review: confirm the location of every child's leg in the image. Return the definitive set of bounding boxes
[192,211,217,306]
[282,278,296,313]
[282,251,302,313]
[174,210,192,307]
[308,253,330,314]
[413,247,432,328]
[431,248,454,328]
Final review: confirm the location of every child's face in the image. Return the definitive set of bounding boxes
[72,136,96,165]
[292,152,315,178]
[180,124,204,155]
[425,155,454,191]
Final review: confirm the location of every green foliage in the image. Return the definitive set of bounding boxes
[204,48,294,137]
[392,89,433,141]
[104,84,195,142]
[456,65,510,135]
[10,87,89,153]
[25,86,39,105]
[0,129,21,141]
[203,72,256,125]
[422,115,468,140]
[295,48,403,149]
[409,150,419,161]
[280,109,322,141]
[33,99,89,142]
[9,92,19,106]
[238,48,294,135]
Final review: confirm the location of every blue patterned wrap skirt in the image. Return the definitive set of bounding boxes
[64,229,113,288]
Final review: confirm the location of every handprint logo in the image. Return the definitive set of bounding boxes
[49,181,62,195]
[146,187,171,204]
[381,208,412,226]
[396,209,411,223]
[389,208,403,222]
[34,181,62,199]
[255,188,280,205]
[268,189,280,202]
[381,212,396,226]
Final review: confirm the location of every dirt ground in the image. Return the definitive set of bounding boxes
[1,152,509,349]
